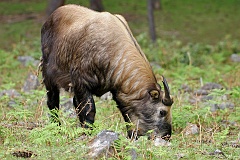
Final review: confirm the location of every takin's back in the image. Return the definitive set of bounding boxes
[41,4,138,62]
[41,4,156,97]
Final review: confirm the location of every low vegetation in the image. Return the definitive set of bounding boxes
[0,0,239,159]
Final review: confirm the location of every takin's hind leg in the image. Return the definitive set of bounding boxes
[73,89,96,128]
[45,84,60,125]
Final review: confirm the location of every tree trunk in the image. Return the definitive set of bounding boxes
[147,0,157,42]
[46,0,65,16]
[90,0,104,12]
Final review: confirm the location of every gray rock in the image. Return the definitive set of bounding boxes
[201,82,223,90]
[189,82,226,105]
[154,137,171,147]
[188,96,199,104]
[87,130,119,158]
[209,149,226,158]
[18,56,39,66]
[0,89,21,98]
[0,90,20,108]
[201,95,214,101]
[193,89,209,96]
[190,94,216,104]
[184,123,199,135]
[210,102,235,112]
[219,102,235,109]
[60,98,76,118]
[130,149,137,160]
[222,140,240,148]
[8,100,17,108]
[210,104,219,112]
[22,74,40,92]
[221,120,237,128]
[100,92,112,100]
[179,84,192,93]
[230,54,240,62]
[189,94,205,104]
[175,153,185,160]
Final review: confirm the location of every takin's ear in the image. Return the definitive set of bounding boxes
[149,90,159,99]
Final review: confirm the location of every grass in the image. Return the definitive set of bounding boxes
[0,0,45,15]
[0,0,240,159]
[1,0,240,50]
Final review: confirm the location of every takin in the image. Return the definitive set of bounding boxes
[41,4,173,140]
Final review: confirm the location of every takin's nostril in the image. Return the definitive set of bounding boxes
[159,110,167,117]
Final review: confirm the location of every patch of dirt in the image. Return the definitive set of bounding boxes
[1,121,42,130]
[0,12,45,24]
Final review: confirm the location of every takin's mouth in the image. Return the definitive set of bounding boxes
[148,135,171,141]
[161,134,171,141]
[147,130,171,141]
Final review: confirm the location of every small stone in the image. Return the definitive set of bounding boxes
[130,149,137,160]
[219,95,228,101]
[201,95,213,101]
[175,153,185,160]
[193,89,209,96]
[179,84,192,93]
[210,104,219,112]
[154,137,171,147]
[87,130,119,158]
[189,94,203,104]
[60,98,76,118]
[8,100,17,108]
[221,120,237,128]
[184,123,199,136]
[22,74,40,92]
[100,92,112,100]
[229,140,240,148]
[209,149,226,158]
[214,149,223,154]
[230,54,240,62]
[0,89,21,98]
[201,83,223,90]
[218,102,235,109]
[210,102,235,112]
[18,56,40,66]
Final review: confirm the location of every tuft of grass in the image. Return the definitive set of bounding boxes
[0,0,239,159]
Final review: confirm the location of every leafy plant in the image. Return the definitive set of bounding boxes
[0,0,240,159]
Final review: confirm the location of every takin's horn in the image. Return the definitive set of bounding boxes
[162,76,173,106]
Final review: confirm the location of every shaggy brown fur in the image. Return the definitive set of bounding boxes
[41,4,173,139]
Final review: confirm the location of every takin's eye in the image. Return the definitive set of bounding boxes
[159,110,167,117]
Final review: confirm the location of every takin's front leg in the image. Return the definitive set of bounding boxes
[73,89,96,128]
[45,84,60,125]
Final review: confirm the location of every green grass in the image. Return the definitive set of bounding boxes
[156,0,240,44]
[1,0,240,50]
[0,37,239,159]
[0,0,240,159]
[0,0,46,15]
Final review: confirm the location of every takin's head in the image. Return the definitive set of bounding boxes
[125,76,173,140]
